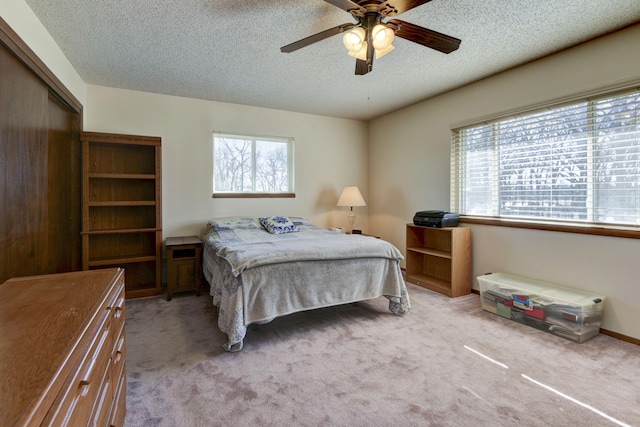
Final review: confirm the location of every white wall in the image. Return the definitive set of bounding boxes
[1,0,85,105]
[369,23,640,339]
[84,86,370,238]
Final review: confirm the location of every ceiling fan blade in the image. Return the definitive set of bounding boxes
[355,59,369,75]
[280,23,355,53]
[388,19,461,53]
[323,0,366,14]
[380,0,433,16]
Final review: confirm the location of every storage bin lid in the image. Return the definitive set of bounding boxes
[477,272,605,307]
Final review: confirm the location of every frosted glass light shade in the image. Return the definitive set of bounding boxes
[343,27,366,53]
[347,41,368,60]
[375,44,395,59]
[349,43,394,60]
[345,24,395,62]
[372,24,395,50]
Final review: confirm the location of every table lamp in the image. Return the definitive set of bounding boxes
[337,186,366,233]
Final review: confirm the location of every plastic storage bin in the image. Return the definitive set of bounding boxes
[477,272,605,343]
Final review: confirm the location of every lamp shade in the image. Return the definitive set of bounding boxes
[337,186,366,207]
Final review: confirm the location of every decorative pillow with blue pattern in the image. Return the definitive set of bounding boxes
[259,216,299,234]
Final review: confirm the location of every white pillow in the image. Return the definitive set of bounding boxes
[208,217,261,231]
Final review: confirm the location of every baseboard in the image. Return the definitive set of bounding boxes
[599,329,640,346]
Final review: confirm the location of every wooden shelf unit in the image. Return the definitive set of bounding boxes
[82,132,162,299]
[405,224,471,298]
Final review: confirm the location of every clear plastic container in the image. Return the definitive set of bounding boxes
[477,272,605,343]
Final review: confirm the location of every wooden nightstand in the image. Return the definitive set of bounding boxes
[166,236,202,301]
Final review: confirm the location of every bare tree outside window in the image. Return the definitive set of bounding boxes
[255,141,289,192]
[214,137,252,192]
[213,133,294,194]
[452,88,640,227]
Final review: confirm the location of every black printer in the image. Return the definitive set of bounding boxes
[413,211,460,228]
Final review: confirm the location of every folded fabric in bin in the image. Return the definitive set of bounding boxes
[492,290,546,319]
[513,294,534,310]
[545,303,602,324]
[524,307,546,319]
[549,324,600,342]
[481,293,498,314]
[496,302,512,319]
[523,315,549,332]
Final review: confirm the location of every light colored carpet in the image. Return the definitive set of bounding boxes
[124,283,640,427]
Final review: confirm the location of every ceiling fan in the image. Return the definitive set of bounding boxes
[280,0,461,75]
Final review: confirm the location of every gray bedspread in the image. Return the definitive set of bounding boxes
[202,217,411,351]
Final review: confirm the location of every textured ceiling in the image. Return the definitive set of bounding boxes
[23,0,640,121]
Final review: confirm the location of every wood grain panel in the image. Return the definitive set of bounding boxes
[47,94,82,274]
[0,19,82,283]
[0,42,48,281]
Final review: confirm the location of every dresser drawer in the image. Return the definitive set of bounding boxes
[89,360,114,427]
[109,367,127,427]
[109,284,126,346]
[111,323,126,395]
[44,309,112,426]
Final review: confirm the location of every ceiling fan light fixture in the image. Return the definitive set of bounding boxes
[280,1,461,76]
[343,27,366,53]
[371,24,395,50]
[347,41,368,61]
[375,44,395,59]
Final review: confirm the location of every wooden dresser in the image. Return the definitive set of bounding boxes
[0,268,126,426]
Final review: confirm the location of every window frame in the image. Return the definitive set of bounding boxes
[451,83,640,240]
[212,132,295,198]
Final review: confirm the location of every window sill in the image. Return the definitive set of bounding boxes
[460,216,640,240]
[212,193,295,199]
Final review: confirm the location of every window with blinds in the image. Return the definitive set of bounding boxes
[451,88,640,227]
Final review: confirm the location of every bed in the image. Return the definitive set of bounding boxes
[201,216,411,351]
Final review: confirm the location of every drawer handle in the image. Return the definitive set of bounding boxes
[114,336,125,363]
[78,358,97,396]
[78,326,109,396]
[114,297,125,318]
[116,336,125,352]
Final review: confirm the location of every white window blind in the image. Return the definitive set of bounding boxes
[451,88,640,227]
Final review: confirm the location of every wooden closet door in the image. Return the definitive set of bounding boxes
[0,30,82,283]
[46,95,82,274]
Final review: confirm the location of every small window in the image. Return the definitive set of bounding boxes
[213,132,295,197]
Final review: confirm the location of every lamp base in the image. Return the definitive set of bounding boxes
[347,210,356,233]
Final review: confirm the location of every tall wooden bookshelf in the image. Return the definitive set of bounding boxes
[405,224,471,297]
[81,132,162,298]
